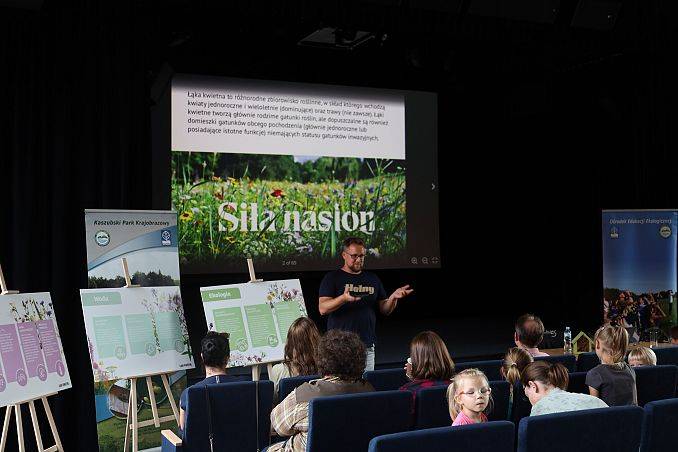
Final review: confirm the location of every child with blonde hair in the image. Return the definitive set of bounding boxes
[627,346,657,367]
[586,325,637,406]
[447,369,493,426]
[500,347,533,419]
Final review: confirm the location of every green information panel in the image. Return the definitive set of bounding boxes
[244,304,279,348]
[201,288,242,302]
[81,292,122,307]
[274,301,303,344]
[124,314,157,356]
[93,316,127,359]
[213,307,249,352]
[157,311,184,353]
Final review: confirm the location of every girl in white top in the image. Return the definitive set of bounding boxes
[522,361,608,416]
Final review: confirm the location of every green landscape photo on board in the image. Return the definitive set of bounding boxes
[171,151,406,272]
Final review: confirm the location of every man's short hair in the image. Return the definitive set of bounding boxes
[342,237,365,251]
[670,325,678,341]
[515,314,545,348]
[316,329,366,381]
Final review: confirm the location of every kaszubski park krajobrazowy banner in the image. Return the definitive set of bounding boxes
[84,210,190,452]
[172,151,406,272]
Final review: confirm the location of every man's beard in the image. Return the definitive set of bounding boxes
[349,262,363,272]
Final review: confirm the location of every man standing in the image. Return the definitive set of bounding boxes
[319,237,413,371]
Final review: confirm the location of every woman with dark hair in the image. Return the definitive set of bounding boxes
[269,330,374,452]
[179,331,235,430]
[399,331,454,406]
[270,317,321,400]
[522,361,607,416]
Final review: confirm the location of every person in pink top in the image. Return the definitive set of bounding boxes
[514,314,550,358]
[447,369,492,426]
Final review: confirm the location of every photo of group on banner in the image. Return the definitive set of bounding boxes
[603,288,669,338]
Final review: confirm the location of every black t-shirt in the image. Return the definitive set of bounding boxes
[319,269,387,346]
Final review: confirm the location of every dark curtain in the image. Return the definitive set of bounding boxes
[1,2,151,449]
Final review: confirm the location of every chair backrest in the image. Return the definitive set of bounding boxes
[640,398,678,452]
[364,368,409,391]
[576,352,600,372]
[511,381,532,426]
[517,406,644,452]
[368,422,515,452]
[653,345,678,366]
[534,354,577,373]
[567,372,589,394]
[278,374,319,402]
[634,365,677,406]
[455,360,503,382]
[488,380,511,421]
[307,390,411,452]
[183,380,273,452]
[414,380,510,429]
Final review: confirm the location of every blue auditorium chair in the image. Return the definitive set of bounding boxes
[306,390,411,452]
[161,380,273,452]
[278,374,319,402]
[635,365,677,406]
[364,368,409,391]
[653,345,678,366]
[415,380,509,429]
[534,354,577,372]
[368,421,515,452]
[566,372,588,394]
[576,352,600,372]
[640,398,678,452]
[511,381,532,425]
[517,406,644,452]
[455,360,503,381]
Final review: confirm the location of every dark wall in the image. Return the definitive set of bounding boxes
[2,1,678,450]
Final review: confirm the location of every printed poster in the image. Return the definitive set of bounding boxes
[201,279,307,366]
[0,292,71,407]
[602,210,677,335]
[84,209,190,452]
[80,287,194,381]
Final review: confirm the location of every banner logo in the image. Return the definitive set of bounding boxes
[660,225,672,239]
[95,230,110,246]
[161,229,172,246]
[609,226,619,239]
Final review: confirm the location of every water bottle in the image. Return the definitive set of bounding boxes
[563,326,573,355]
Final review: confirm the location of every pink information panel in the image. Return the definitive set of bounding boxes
[1,292,71,407]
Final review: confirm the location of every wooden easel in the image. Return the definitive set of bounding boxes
[245,259,275,381]
[0,264,64,452]
[118,258,181,452]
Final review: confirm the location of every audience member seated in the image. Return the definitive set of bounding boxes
[179,332,236,431]
[628,346,657,367]
[270,317,321,401]
[268,330,374,452]
[448,369,492,426]
[501,347,533,418]
[514,314,549,357]
[399,331,454,408]
[522,361,607,416]
[586,325,637,406]
[670,325,678,345]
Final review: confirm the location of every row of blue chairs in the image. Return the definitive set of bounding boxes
[370,399,678,452]
[162,365,677,451]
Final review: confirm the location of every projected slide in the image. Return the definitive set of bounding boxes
[170,75,439,273]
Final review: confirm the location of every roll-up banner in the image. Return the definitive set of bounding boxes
[84,210,190,452]
[602,210,678,338]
